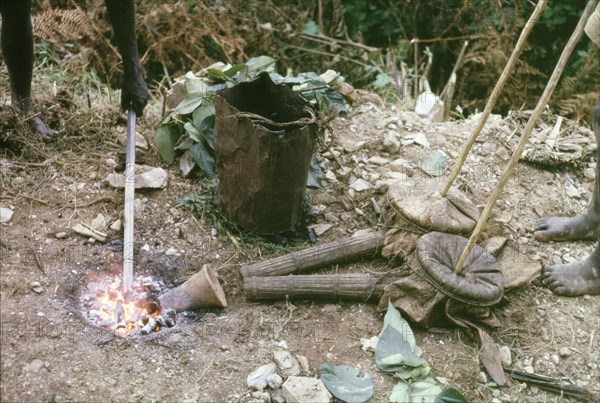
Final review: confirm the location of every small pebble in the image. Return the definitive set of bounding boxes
[55,232,67,239]
[30,281,43,294]
[559,347,572,357]
[550,354,560,365]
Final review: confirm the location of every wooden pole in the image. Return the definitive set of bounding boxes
[240,230,385,278]
[455,0,600,274]
[441,0,547,197]
[123,108,136,293]
[244,273,385,301]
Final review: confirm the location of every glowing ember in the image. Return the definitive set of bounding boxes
[79,275,176,336]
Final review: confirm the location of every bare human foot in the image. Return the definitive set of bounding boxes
[23,108,56,140]
[533,213,599,241]
[541,244,600,296]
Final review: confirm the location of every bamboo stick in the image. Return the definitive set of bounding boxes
[441,0,548,197]
[240,230,385,278]
[123,108,136,293]
[244,273,384,301]
[455,0,600,273]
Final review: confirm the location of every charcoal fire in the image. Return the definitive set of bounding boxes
[79,275,177,336]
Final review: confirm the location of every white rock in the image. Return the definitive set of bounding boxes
[90,213,109,231]
[559,347,572,357]
[383,131,400,154]
[367,156,390,166]
[309,224,332,236]
[55,232,68,239]
[360,336,378,352]
[117,131,148,150]
[110,219,122,231]
[247,362,277,391]
[267,373,284,389]
[274,349,301,377]
[524,365,535,374]
[415,90,444,122]
[0,207,14,223]
[165,248,178,256]
[30,281,43,294]
[296,355,310,374]
[350,178,371,192]
[550,354,560,365]
[105,158,117,168]
[106,165,168,189]
[141,244,150,252]
[281,377,331,403]
[412,132,430,148]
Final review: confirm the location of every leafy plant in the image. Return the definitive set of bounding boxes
[154,56,347,177]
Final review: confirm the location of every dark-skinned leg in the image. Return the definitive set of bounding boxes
[104,0,148,116]
[533,100,600,242]
[540,100,600,296]
[0,0,55,139]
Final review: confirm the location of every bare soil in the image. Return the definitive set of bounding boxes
[1,83,599,403]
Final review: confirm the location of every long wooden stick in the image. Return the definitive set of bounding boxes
[240,230,385,278]
[123,108,136,293]
[441,0,547,197]
[455,0,600,274]
[244,274,384,301]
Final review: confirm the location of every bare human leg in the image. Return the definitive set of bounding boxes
[0,0,55,139]
[539,100,600,296]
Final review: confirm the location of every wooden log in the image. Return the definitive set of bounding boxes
[240,230,386,278]
[244,273,385,301]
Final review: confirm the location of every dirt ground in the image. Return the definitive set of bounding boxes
[1,78,599,403]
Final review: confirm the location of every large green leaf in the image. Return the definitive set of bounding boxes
[389,378,443,403]
[375,301,429,379]
[244,55,276,75]
[317,363,373,403]
[434,388,468,403]
[173,93,203,115]
[184,71,207,95]
[184,121,203,142]
[188,141,216,176]
[192,103,216,149]
[154,124,179,164]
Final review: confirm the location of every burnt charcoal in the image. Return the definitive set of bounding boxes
[155,316,167,328]
[140,315,149,326]
[144,295,160,315]
[129,309,142,324]
[108,289,118,300]
[163,308,176,323]
[139,318,156,335]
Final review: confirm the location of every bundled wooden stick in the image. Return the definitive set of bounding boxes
[240,230,385,278]
[244,273,385,301]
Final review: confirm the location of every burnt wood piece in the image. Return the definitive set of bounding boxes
[114,299,126,328]
[244,273,385,301]
[240,230,385,278]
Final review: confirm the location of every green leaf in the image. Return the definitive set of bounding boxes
[173,93,203,115]
[244,55,276,75]
[188,141,216,176]
[192,103,215,128]
[184,121,203,142]
[206,68,233,83]
[303,20,320,35]
[306,155,323,188]
[154,124,180,164]
[175,137,195,150]
[389,378,443,403]
[434,388,468,403]
[375,301,428,379]
[317,363,374,403]
[184,71,207,94]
